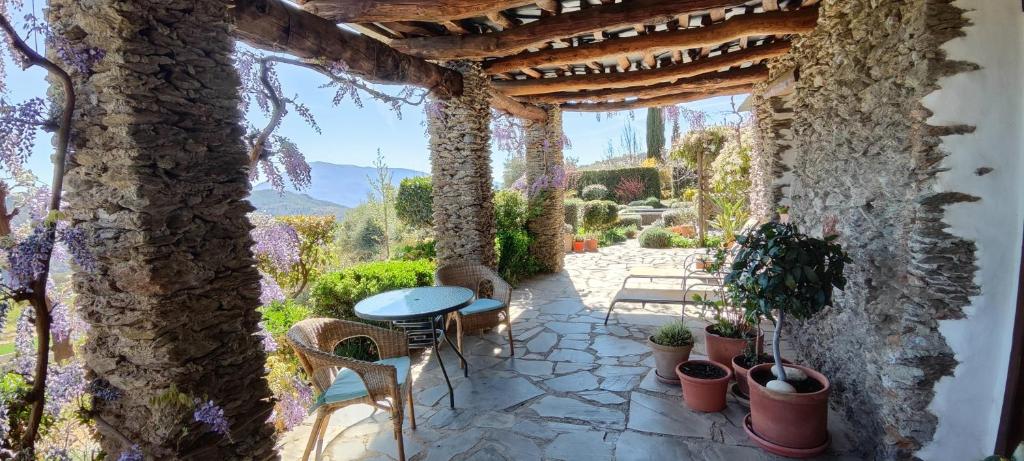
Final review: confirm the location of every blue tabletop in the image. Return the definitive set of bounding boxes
[354,286,475,321]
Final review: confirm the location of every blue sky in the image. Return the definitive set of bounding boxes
[4,40,744,183]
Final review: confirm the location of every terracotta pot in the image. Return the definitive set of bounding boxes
[746,363,831,456]
[678,224,696,238]
[704,325,763,369]
[675,360,732,412]
[732,355,792,398]
[564,235,574,252]
[572,241,585,253]
[647,336,693,384]
[695,259,710,271]
[584,238,599,252]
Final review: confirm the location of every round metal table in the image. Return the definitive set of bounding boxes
[354,286,474,409]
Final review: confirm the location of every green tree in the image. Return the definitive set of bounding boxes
[274,215,338,296]
[395,176,433,228]
[502,155,527,188]
[368,149,395,259]
[646,107,665,161]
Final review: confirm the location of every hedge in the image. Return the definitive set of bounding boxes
[581,200,619,231]
[577,167,661,203]
[310,259,435,320]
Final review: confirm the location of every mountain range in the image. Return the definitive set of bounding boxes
[250,161,428,218]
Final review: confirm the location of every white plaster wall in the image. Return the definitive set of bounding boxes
[918,1,1024,459]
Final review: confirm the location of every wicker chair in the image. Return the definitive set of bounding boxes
[287,318,416,461]
[435,261,514,361]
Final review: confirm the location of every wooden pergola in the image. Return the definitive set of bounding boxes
[233,0,819,119]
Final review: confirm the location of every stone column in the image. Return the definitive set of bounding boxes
[51,0,275,458]
[428,62,496,268]
[525,106,565,272]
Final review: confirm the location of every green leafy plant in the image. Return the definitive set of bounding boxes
[670,235,699,248]
[495,190,543,281]
[394,239,436,261]
[616,215,642,229]
[623,225,639,239]
[725,222,849,381]
[581,200,619,231]
[394,176,433,228]
[662,205,696,227]
[581,184,609,200]
[564,198,583,230]
[309,259,435,320]
[638,227,674,248]
[709,195,749,244]
[651,321,694,347]
[598,227,628,246]
[259,300,312,340]
[642,196,664,208]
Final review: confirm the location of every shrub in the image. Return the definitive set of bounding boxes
[623,226,639,239]
[643,196,664,208]
[394,176,433,228]
[662,204,697,227]
[617,215,642,229]
[628,200,646,206]
[581,184,608,200]
[309,259,435,319]
[564,198,583,230]
[581,200,618,231]
[577,167,661,202]
[639,227,674,248]
[651,321,694,347]
[395,239,436,261]
[614,176,647,203]
[495,190,543,282]
[598,227,628,247]
[259,300,312,340]
[670,235,699,248]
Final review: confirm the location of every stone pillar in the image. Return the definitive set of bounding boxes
[525,106,565,272]
[428,62,496,268]
[51,0,275,458]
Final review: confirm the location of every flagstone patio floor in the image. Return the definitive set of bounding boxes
[278,240,860,460]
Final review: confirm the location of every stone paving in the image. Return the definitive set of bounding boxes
[278,240,860,460]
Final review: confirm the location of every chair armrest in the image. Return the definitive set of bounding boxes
[485,266,513,307]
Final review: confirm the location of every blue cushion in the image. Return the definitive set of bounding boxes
[459,298,505,315]
[312,356,411,410]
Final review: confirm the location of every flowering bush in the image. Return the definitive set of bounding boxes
[581,184,608,200]
[614,177,646,203]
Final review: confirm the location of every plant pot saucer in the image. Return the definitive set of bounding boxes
[655,370,680,384]
[743,413,830,459]
[730,383,750,407]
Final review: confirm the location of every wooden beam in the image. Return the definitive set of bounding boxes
[536,0,560,14]
[440,20,470,34]
[617,56,632,72]
[297,0,535,23]
[390,0,751,60]
[560,84,753,111]
[484,7,817,74]
[493,40,789,95]
[231,0,463,98]
[521,67,543,78]
[492,91,548,121]
[519,64,768,103]
[642,52,657,68]
[486,11,516,29]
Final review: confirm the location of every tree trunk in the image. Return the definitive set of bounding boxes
[428,62,497,269]
[51,0,276,458]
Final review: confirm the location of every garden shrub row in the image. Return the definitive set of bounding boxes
[577,167,661,203]
[310,259,435,320]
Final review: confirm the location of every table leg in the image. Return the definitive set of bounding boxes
[430,316,456,409]
[441,319,469,377]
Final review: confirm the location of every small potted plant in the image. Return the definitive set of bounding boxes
[776,205,790,224]
[725,222,848,457]
[692,249,763,368]
[647,321,694,384]
[572,235,585,253]
[675,359,732,412]
[584,232,599,252]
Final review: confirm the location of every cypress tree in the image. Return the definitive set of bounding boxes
[646,107,665,160]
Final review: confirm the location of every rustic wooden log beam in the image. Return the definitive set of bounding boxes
[232,0,463,98]
[297,0,535,23]
[519,64,767,103]
[560,84,752,112]
[491,91,548,121]
[493,40,788,95]
[484,7,816,74]
[390,0,752,60]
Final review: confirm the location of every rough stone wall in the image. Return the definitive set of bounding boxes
[749,1,978,458]
[51,0,276,458]
[428,62,497,268]
[525,106,565,272]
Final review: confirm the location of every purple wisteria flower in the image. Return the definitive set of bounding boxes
[7,223,54,290]
[89,378,123,402]
[49,298,70,343]
[0,300,9,332]
[249,213,300,270]
[273,136,312,191]
[0,97,46,172]
[0,402,8,442]
[194,400,231,437]
[258,322,278,353]
[259,274,285,306]
[56,225,96,272]
[14,306,35,375]
[277,377,313,431]
[45,362,85,416]
[44,447,72,461]
[117,445,143,461]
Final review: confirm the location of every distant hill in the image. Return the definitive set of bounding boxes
[249,190,349,220]
[254,161,428,207]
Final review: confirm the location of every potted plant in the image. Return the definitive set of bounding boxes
[572,235,585,253]
[725,222,848,457]
[675,359,732,412]
[584,232,599,252]
[731,344,791,400]
[692,249,763,368]
[776,205,790,224]
[647,321,694,384]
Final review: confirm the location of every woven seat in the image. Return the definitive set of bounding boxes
[288,318,416,461]
[436,261,514,362]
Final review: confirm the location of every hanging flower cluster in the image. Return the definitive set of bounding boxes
[193,400,231,437]
[249,213,301,270]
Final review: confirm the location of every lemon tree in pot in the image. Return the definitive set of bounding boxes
[724,222,848,457]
